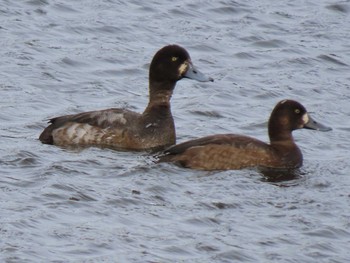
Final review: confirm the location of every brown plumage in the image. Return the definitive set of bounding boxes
[39,45,213,151]
[159,100,331,170]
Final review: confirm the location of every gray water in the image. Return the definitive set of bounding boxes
[1,0,350,262]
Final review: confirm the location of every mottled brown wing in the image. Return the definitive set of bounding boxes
[48,108,139,129]
[39,108,139,144]
[163,134,267,155]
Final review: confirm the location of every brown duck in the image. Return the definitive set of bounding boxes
[39,45,213,151]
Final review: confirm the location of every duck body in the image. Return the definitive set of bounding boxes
[159,100,331,170]
[39,106,175,151]
[160,133,303,170]
[39,45,213,151]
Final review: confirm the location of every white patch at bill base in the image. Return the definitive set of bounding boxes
[302,113,309,124]
[178,62,188,76]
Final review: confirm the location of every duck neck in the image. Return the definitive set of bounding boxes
[268,123,303,167]
[143,81,175,117]
[268,120,295,146]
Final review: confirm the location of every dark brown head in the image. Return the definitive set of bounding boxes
[268,99,332,142]
[149,45,213,86]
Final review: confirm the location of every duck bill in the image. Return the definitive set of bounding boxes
[184,63,214,82]
[304,115,332,132]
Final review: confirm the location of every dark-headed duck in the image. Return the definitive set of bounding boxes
[39,45,213,151]
[158,100,331,170]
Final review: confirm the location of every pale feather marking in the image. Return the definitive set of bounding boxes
[178,62,188,76]
[302,113,309,125]
[91,111,127,126]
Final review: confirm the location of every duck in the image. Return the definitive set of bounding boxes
[39,45,213,151]
[158,100,331,170]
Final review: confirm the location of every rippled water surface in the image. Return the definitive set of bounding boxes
[1,0,350,262]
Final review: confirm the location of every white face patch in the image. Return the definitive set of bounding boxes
[302,113,309,125]
[178,61,189,76]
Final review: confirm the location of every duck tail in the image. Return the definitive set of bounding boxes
[39,123,54,144]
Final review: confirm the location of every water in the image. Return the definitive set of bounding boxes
[1,0,350,262]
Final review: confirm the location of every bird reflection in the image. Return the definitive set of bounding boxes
[258,167,305,184]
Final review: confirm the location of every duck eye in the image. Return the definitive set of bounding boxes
[295,109,300,114]
[171,57,178,62]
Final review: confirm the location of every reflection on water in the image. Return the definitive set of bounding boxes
[259,167,305,184]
